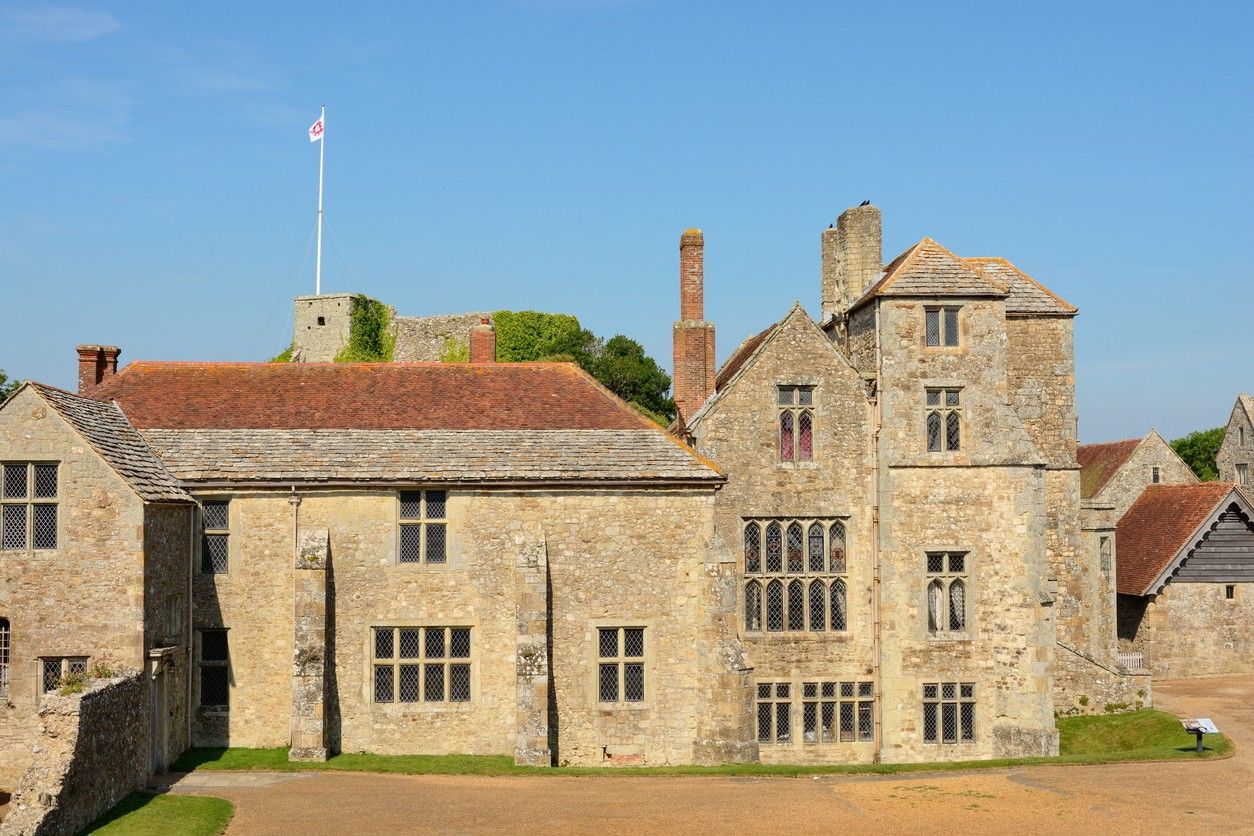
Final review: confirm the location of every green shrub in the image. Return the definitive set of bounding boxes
[335,295,395,363]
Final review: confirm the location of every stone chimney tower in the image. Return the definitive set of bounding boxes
[672,229,715,428]
[821,203,883,323]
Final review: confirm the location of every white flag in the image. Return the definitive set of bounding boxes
[308,114,325,142]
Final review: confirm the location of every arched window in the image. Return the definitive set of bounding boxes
[745,581,762,632]
[948,580,966,631]
[780,412,795,463]
[788,580,805,631]
[830,579,847,631]
[786,523,804,572]
[765,523,783,573]
[926,412,942,452]
[766,581,784,631]
[798,411,813,461]
[808,523,825,572]
[946,411,961,452]
[0,617,8,700]
[744,523,761,574]
[830,522,846,573]
[809,580,826,631]
[927,580,944,633]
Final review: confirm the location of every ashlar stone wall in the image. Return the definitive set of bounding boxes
[1217,398,1253,486]
[1119,583,1254,679]
[1094,431,1197,520]
[0,388,148,788]
[0,673,148,836]
[189,485,751,766]
[690,307,878,765]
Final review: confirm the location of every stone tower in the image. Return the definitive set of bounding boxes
[292,293,355,362]
[672,229,716,427]
[821,203,883,323]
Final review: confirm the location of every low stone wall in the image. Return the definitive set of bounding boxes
[391,312,488,362]
[0,673,148,836]
[1054,642,1152,716]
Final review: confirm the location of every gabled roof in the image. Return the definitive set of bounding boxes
[1077,438,1142,499]
[1116,482,1244,595]
[23,382,193,503]
[92,362,652,430]
[1238,393,1254,424]
[964,257,1077,316]
[89,361,721,485]
[849,238,1009,311]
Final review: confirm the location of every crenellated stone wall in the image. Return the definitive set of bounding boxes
[0,673,147,836]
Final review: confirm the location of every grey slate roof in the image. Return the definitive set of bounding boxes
[31,383,193,503]
[851,238,1009,310]
[965,257,1077,316]
[140,428,724,484]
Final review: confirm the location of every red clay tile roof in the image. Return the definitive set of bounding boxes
[1116,482,1238,595]
[715,323,778,391]
[1077,438,1142,499]
[92,362,652,430]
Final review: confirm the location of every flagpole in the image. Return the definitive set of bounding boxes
[315,104,325,296]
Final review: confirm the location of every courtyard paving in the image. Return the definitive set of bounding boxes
[169,676,1253,835]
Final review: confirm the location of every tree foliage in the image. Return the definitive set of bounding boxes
[585,335,676,420]
[492,311,596,364]
[0,369,18,400]
[1171,427,1225,481]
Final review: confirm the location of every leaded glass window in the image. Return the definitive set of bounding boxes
[777,386,816,464]
[200,500,229,574]
[199,630,229,709]
[757,682,792,744]
[1,463,58,551]
[925,389,962,452]
[399,490,448,564]
[744,517,851,633]
[798,679,874,744]
[925,306,960,347]
[598,627,645,704]
[926,552,969,635]
[373,626,471,704]
[923,682,975,743]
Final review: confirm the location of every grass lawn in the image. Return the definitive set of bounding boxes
[169,708,1230,778]
[84,793,233,835]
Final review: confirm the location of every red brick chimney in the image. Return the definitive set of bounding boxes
[469,318,496,363]
[672,229,715,428]
[76,345,121,395]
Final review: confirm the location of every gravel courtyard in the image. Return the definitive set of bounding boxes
[170,676,1253,835]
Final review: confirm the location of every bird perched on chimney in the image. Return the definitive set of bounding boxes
[828,223,834,229]
[859,200,870,206]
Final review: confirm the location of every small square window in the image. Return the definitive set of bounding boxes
[777,387,795,406]
[1225,585,1236,600]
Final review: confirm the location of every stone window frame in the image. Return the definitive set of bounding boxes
[197,628,229,712]
[1,461,60,552]
[742,517,850,636]
[1224,585,1237,602]
[777,385,817,466]
[40,656,88,695]
[922,682,976,744]
[925,551,970,639]
[756,678,875,746]
[365,621,478,712]
[370,625,473,708]
[924,305,961,349]
[925,388,962,453]
[199,498,230,575]
[588,619,653,710]
[1151,466,1161,484]
[1236,463,1248,486]
[0,618,8,700]
[396,489,448,566]
[755,681,793,744]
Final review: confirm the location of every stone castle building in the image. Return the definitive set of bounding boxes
[1,204,1148,803]
[290,294,487,363]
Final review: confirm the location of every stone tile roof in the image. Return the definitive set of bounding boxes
[1239,393,1254,423]
[715,323,778,391]
[1077,438,1142,499]
[28,383,193,504]
[964,257,1077,316]
[92,362,650,431]
[850,238,1009,311]
[140,428,722,484]
[1115,482,1238,595]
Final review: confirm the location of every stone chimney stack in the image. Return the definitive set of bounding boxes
[672,229,716,428]
[469,317,496,363]
[76,344,120,394]
[821,203,883,322]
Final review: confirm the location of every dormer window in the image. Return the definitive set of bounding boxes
[925,307,960,348]
[778,386,815,463]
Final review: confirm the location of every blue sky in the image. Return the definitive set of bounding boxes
[1,1,1250,442]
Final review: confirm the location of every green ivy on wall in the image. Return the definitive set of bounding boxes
[335,294,396,363]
